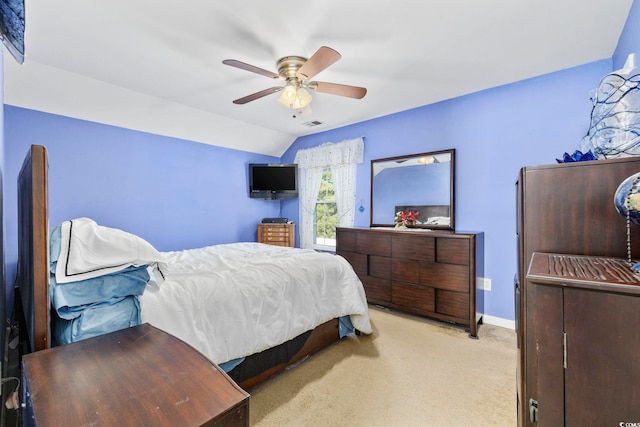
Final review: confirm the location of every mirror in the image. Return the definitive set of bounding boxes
[370,149,455,230]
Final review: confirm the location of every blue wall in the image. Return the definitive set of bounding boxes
[3,108,284,308]
[278,0,640,322]
[281,59,615,323]
[615,0,640,69]
[3,0,640,324]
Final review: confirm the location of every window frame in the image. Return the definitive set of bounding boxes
[312,168,337,251]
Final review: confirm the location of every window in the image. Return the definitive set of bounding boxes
[313,168,337,250]
[294,137,363,249]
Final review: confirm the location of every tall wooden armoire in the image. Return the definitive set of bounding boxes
[516,156,640,426]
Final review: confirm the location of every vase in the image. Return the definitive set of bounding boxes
[584,53,640,159]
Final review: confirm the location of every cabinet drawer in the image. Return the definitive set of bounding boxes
[437,238,469,265]
[369,255,391,279]
[338,251,366,277]
[420,263,469,292]
[392,234,435,261]
[361,276,391,303]
[264,234,288,241]
[357,233,391,257]
[392,282,435,312]
[264,230,289,237]
[336,229,357,252]
[391,259,419,283]
[436,289,469,318]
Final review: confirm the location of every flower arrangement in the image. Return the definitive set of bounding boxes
[395,210,419,228]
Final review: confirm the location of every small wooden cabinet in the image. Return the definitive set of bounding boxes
[525,253,640,425]
[336,227,484,337]
[21,324,249,427]
[257,223,295,247]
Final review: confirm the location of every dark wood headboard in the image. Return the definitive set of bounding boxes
[17,145,50,352]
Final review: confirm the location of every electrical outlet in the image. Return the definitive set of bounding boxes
[478,277,492,291]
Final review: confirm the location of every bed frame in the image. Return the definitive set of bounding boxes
[16,144,341,389]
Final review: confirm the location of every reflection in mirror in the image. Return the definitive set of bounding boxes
[370,149,455,230]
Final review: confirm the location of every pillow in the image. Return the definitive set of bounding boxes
[50,224,152,319]
[53,218,167,284]
[426,216,450,225]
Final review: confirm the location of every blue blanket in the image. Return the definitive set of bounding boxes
[52,296,141,346]
[49,225,148,344]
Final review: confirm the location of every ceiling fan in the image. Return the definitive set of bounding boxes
[222,46,367,110]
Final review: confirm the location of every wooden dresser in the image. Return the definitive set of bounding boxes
[525,252,640,425]
[21,323,249,427]
[257,223,295,247]
[336,227,484,337]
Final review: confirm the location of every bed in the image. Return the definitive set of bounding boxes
[16,144,372,390]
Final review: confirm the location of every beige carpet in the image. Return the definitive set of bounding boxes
[249,306,517,426]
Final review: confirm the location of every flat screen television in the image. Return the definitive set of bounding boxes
[249,163,298,199]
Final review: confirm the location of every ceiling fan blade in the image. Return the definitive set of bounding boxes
[223,59,281,79]
[296,46,341,80]
[308,81,367,99]
[233,87,283,104]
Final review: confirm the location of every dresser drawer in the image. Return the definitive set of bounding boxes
[437,238,470,265]
[391,258,419,283]
[336,228,357,252]
[264,230,289,237]
[420,262,469,292]
[392,234,435,261]
[392,281,435,312]
[369,255,391,279]
[338,250,367,277]
[264,234,288,242]
[357,233,391,257]
[361,276,391,303]
[436,289,469,318]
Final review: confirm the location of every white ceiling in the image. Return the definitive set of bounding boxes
[3,0,634,157]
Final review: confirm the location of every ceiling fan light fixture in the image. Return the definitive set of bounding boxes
[278,84,312,109]
[224,47,366,108]
[277,83,298,107]
[295,87,312,108]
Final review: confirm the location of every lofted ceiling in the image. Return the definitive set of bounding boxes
[2,0,634,157]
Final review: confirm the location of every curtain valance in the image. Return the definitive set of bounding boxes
[294,137,364,169]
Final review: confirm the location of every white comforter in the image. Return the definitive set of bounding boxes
[139,242,372,365]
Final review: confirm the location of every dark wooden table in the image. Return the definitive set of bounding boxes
[22,323,249,426]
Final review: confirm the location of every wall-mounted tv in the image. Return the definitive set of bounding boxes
[249,163,298,199]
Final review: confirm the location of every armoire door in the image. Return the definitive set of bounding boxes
[563,288,640,425]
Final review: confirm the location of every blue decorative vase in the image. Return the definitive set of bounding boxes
[585,53,640,159]
[614,172,640,225]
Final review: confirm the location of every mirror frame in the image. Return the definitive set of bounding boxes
[370,149,456,230]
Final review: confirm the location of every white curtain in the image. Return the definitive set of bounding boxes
[294,137,364,248]
[296,166,324,249]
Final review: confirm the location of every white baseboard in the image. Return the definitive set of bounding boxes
[482,314,515,330]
